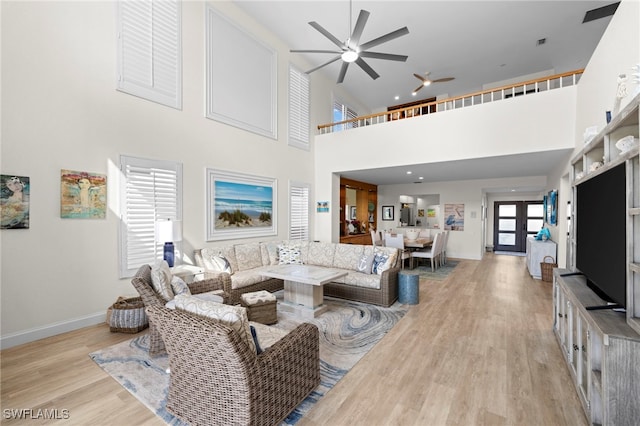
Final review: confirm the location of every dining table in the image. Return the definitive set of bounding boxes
[403,236,433,249]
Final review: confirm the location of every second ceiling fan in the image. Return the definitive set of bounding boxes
[291,2,409,84]
[412,72,455,95]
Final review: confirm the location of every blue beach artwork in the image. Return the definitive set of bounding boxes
[214,180,273,228]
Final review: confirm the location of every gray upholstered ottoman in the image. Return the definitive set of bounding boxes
[240,290,277,324]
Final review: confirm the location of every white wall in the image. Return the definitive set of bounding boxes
[0,1,326,347]
[546,0,639,267]
[377,176,547,260]
[2,0,637,348]
[314,85,576,244]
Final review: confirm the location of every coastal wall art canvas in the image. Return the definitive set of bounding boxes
[444,203,465,231]
[60,170,107,219]
[1,175,30,229]
[206,169,276,241]
[548,189,558,226]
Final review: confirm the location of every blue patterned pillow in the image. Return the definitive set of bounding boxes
[372,253,389,275]
[170,276,191,296]
[278,245,303,264]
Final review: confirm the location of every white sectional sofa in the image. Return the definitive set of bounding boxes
[194,240,400,307]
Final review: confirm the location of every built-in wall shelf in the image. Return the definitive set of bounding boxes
[570,93,640,335]
[553,270,640,425]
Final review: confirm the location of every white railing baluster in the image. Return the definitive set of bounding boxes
[318,69,584,134]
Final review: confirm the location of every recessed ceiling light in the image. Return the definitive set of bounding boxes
[406,171,412,175]
[419,176,424,180]
[394,95,399,100]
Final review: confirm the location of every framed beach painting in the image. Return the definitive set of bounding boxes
[1,175,30,229]
[206,169,277,241]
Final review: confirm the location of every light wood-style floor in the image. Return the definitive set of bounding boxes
[1,253,587,426]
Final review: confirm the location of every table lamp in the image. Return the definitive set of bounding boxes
[156,219,182,267]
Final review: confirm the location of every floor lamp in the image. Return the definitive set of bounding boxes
[156,219,182,267]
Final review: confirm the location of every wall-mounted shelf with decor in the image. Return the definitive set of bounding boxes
[570,92,640,335]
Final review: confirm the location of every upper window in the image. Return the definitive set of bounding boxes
[116,0,182,109]
[289,181,310,241]
[332,98,358,132]
[288,65,310,150]
[119,155,182,278]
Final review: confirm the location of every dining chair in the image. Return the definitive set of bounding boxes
[410,232,443,271]
[384,233,410,269]
[370,230,383,247]
[441,230,449,265]
[418,229,430,238]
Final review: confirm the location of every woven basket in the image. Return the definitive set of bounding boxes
[109,297,149,333]
[540,256,557,282]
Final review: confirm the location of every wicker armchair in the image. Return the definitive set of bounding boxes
[146,305,320,426]
[130,264,228,356]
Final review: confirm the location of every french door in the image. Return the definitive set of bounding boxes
[493,201,544,252]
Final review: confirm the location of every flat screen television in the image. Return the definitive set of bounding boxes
[576,162,627,309]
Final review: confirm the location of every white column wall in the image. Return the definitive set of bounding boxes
[0,1,323,346]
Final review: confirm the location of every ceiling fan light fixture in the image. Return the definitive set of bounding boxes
[423,80,431,87]
[341,50,359,63]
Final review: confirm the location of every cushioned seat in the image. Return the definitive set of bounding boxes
[240,290,277,325]
[130,264,227,356]
[146,305,320,426]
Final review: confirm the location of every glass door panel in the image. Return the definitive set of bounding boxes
[494,201,544,252]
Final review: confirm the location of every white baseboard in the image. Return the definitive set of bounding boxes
[0,311,106,350]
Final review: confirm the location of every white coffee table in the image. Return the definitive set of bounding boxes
[262,264,347,319]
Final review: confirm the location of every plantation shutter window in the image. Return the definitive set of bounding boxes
[288,65,310,150]
[289,181,310,241]
[116,0,182,109]
[119,156,183,278]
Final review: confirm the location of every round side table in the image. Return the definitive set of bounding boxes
[398,270,419,304]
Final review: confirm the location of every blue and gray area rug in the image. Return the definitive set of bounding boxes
[90,295,409,425]
[411,260,458,280]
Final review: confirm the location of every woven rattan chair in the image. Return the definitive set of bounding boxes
[130,264,228,356]
[146,305,320,426]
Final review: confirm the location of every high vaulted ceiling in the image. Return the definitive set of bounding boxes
[235,0,616,112]
[234,1,618,189]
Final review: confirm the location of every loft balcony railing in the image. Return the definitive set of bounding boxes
[318,69,584,134]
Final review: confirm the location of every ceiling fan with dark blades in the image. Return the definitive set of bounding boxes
[412,72,455,94]
[291,5,409,84]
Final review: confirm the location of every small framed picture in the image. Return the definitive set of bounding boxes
[350,206,357,220]
[382,205,394,221]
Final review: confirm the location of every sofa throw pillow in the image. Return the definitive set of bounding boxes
[356,253,374,274]
[170,276,190,296]
[209,255,232,275]
[151,260,174,301]
[371,252,390,275]
[278,245,303,265]
[173,294,256,354]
